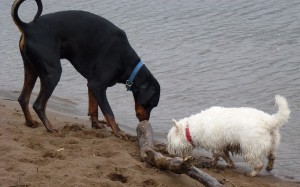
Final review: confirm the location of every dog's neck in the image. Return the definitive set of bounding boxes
[185,122,194,146]
[126,63,153,90]
[126,61,144,91]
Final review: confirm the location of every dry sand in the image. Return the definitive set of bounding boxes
[0,97,299,187]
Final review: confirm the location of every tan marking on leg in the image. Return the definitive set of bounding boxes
[88,87,105,128]
[135,104,149,121]
[19,35,25,51]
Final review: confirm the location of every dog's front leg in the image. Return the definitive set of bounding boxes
[88,87,106,129]
[210,151,220,166]
[222,151,235,168]
[88,83,126,139]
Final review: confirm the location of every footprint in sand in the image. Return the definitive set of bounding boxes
[142,179,158,187]
[42,150,65,160]
[107,173,128,184]
[107,167,129,183]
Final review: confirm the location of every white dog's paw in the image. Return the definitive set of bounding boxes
[226,164,236,169]
[245,171,258,177]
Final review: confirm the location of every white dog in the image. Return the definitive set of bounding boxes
[167,95,290,176]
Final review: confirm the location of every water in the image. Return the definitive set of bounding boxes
[1,0,299,181]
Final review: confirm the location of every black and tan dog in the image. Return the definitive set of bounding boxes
[11,0,160,138]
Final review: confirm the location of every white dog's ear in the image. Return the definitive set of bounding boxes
[172,118,180,131]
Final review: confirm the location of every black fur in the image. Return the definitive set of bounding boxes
[11,0,160,137]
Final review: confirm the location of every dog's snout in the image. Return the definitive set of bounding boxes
[135,104,150,121]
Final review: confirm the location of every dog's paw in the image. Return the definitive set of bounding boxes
[226,164,236,169]
[25,120,39,128]
[98,119,107,124]
[92,122,106,129]
[113,131,129,141]
[266,166,273,172]
[245,171,258,177]
[46,127,60,133]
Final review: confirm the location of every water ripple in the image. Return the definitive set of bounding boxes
[1,0,300,181]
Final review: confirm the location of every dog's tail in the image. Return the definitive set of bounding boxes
[271,95,290,128]
[11,0,43,33]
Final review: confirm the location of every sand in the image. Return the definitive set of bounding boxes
[0,97,299,187]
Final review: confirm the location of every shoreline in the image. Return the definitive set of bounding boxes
[0,89,168,143]
[0,90,136,133]
[0,93,299,186]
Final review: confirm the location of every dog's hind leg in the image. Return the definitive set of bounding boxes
[266,131,279,172]
[33,68,61,132]
[26,45,62,133]
[266,153,275,172]
[18,51,39,128]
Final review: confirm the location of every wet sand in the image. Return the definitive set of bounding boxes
[0,96,299,187]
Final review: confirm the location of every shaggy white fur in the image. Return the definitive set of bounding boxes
[167,95,290,176]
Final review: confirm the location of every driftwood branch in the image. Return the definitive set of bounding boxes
[136,121,222,187]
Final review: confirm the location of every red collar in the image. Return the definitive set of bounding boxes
[185,122,194,146]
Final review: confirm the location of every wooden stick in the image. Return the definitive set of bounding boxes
[136,121,222,187]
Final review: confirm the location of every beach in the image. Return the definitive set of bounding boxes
[2,0,300,181]
[0,97,299,187]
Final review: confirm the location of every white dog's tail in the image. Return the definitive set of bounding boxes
[271,95,290,128]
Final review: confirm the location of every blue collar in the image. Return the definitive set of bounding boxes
[126,61,144,91]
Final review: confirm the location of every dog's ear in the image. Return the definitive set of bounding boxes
[172,118,178,124]
[172,119,180,131]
